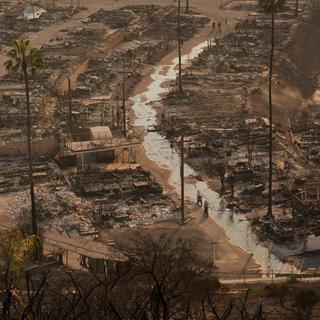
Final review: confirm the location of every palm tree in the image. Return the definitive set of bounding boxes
[0,228,42,278]
[4,39,43,235]
[258,0,285,218]
[178,0,183,93]
[0,228,42,317]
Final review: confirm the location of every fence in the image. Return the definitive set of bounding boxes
[0,138,59,157]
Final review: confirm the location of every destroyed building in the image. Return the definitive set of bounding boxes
[0,4,210,242]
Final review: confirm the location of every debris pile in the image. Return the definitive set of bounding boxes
[36,187,94,234]
[71,167,177,226]
[89,8,135,29]
[0,160,61,193]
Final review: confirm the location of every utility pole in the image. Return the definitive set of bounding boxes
[68,78,72,132]
[122,81,126,137]
[186,0,189,13]
[267,8,275,219]
[180,133,184,223]
[116,96,120,129]
[291,204,295,240]
[177,0,183,94]
[294,0,299,17]
[303,212,307,253]
[225,16,229,33]
[241,253,253,284]
[210,240,219,266]
[112,105,115,128]
[210,240,219,276]
[122,59,126,137]
[138,58,142,76]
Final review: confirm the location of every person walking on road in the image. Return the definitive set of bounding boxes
[197,190,203,206]
[204,200,209,217]
[212,21,216,33]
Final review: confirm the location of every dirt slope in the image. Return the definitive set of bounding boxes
[249,9,320,131]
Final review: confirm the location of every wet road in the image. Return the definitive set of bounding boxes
[131,41,297,275]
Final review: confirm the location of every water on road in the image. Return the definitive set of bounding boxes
[132,41,297,275]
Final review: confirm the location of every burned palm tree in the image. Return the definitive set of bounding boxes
[258,0,285,218]
[4,39,43,235]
